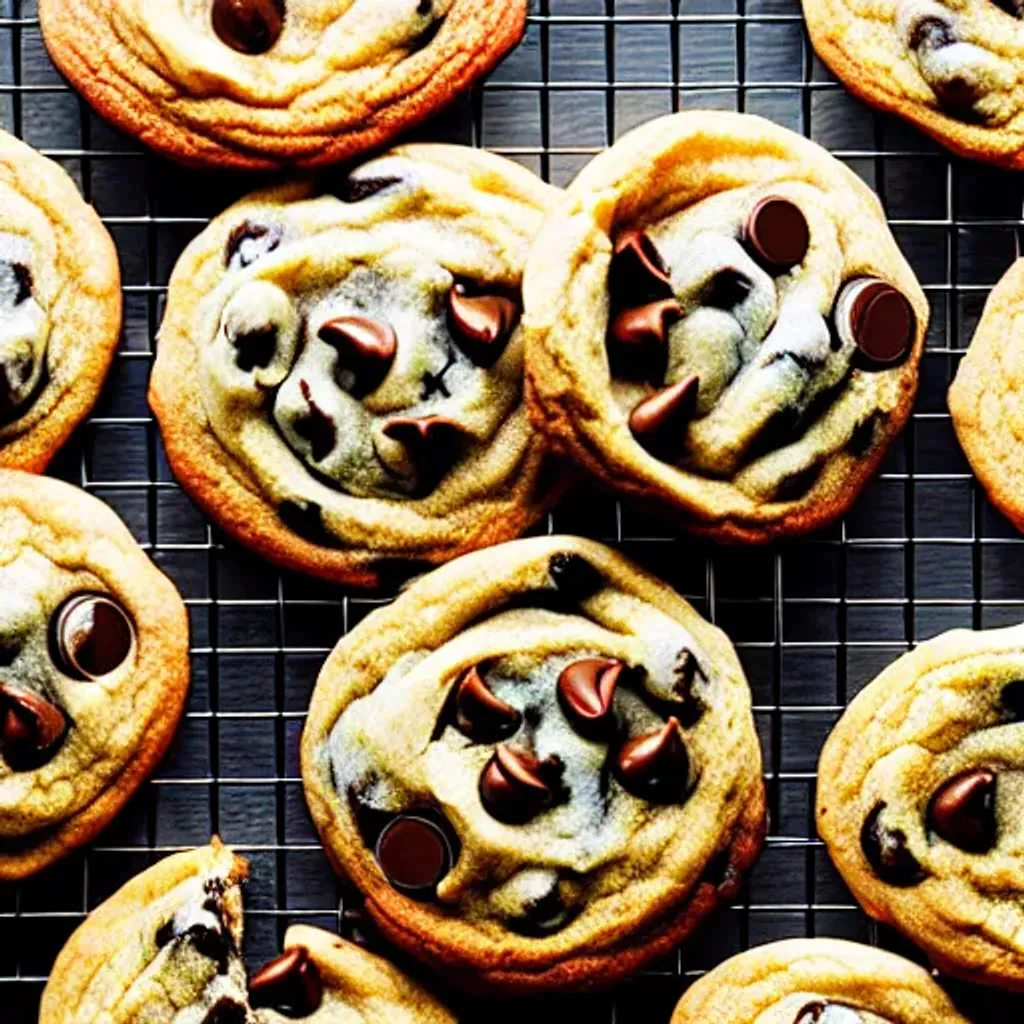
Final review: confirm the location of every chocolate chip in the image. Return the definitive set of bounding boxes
[249,946,324,1016]
[992,0,1024,17]
[212,0,285,54]
[834,278,916,368]
[705,268,752,310]
[0,352,40,424]
[479,745,564,825]
[319,316,397,398]
[278,500,342,549]
[375,815,453,897]
[909,16,956,53]
[795,1003,866,1024]
[53,594,134,680]
[609,229,674,306]
[846,416,879,458]
[773,463,821,503]
[447,284,519,367]
[1001,680,1024,719]
[927,768,997,853]
[294,380,336,462]
[225,221,282,269]
[382,416,464,496]
[509,879,576,937]
[333,176,404,203]
[607,298,683,384]
[665,649,707,727]
[548,553,604,601]
[188,922,232,972]
[229,326,278,373]
[629,375,700,459]
[614,717,690,803]
[0,261,32,307]
[860,803,926,887]
[907,17,981,114]
[203,999,249,1024]
[453,665,521,743]
[557,658,624,738]
[410,13,445,52]
[0,683,67,772]
[743,197,810,270]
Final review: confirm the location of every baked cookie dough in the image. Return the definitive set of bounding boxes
[0,129,121,471]
[524,111,927,543]
[948,258,1024,530]
[804,0,1024,170]
[0,470,189,880]
[818,622,1024,989]
[670,938,969,1023]
[151,145,560,588]
[40,840,456,1024]
[301,535,766,992]
[38,0,528,171]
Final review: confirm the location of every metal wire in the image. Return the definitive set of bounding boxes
[2,0,1024,1019]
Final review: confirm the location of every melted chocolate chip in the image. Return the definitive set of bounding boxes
[229,326,278,373]
[992,0,1024,17]
[927,768,997,854]
[1000,679,1024,719]
[548,553,604,601]
[743,196,810,270]
[212,0,285,54]
[203,999,249,1024]
[795,1003,866,1024]
[847,416,879,458]
[479,745,564,824]
[557,658,624,738]
[447,284,519,367]
[294,380,337,461]
[908,17,981,114]
[705,268,752,310]
[334,176,404,203]
[909,16,956,54]
[0,354,40,425]
[0,683,67,772]
[0,261,32,307]
[375,815,453,897]
[860,803,926,887]
[615,717,690,802]
[319,316,397,398]
[629,375,700,459]
[774,463,822,503]
[609,229,674,306]
[52,594,134,680]
[278,500,342,549]
[249,946,324,1016]
[608,298,682,384]
[835,279,916,368]
[410,13,445,52]
[509,880,577,937]
[225,221,282,269]
[453,665,522,743]
[382,416,464,496]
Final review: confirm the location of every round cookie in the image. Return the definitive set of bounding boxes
[670,938,969,1023]
[818,623,1024,989]
[948,258,1024,531]
[301,535,766,992]
[803,0,1024,171]
[0,129,121,472]
[0,470,189,880]
[40,840,456,1024]
[151,145,560,588]
[523,111,927,543]
[38,0,528,171]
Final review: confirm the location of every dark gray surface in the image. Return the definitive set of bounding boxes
[1,0,1023,1020]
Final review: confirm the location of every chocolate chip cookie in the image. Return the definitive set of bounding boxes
[38,0,528,171]
[0,129,121,471]
[40,840,456,1024]
[524,111,927,543]
[670,938,970,1023]
[0,470,189,880]
[948,258,1024,531]
[301,535,766,992]
[804,1,1024,170]
[817,623,1024,989]
[151,145,560,588]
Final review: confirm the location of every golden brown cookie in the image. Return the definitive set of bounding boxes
[0,129,121,472]
[151,145,560,588]
[804,0,1024,170]
[948,258,1024,530]
[818,623,1024,989]
[38,0,528,171]
[671,938,969,1023]
[0,470,189,880]
[523,111,928,543]
[40,840,457,1024]
[301,535,765,992]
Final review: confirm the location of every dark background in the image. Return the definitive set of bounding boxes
[2,0,1024,1019]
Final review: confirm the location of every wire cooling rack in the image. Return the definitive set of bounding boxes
[3,0,1024,1020]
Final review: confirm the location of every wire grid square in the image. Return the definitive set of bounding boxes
[2,0,1024,1019]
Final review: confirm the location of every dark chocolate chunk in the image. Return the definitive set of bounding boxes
[909,15,956,53]
[375,815,453,897]
[447,283,519,367]
[249,945,324,1016]
[278,500,342,549]
[203,999,249,1024]
[295,380,336,461]
[908,17,980,114]
[212,0,285,54]
[52,594,134,680]
[1001,680,1024,720]
[334,176,404,203]
[0,260,32,308]
[773,463,822,503]
[743,196,810,270]
[927,768,997,854]
[548,552,604,600]
[410,13,445,52]
[225,220,282,269]
[609,229,674,306]
[846,417,879,458]
[453,665,521,743]
[835,278,916,368]
[557,657,624,738]
[319,316,397,398]
[614,717,690,802]
[382,415,464,496]
[860,803,926,887]
[992,0,1024,17]
[479,745,564,824]
[705,268,752,310]
[0,683,68,772]
[229,326,278,373]
[629,375,700,458]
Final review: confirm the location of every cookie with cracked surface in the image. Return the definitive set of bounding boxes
[817,623,1024,989]
[949,258,1024,531]
[38,0,527,171]
[803,0,1024,170]
[0,129,121,472]
[523,111,927,543]
[301,535,765,992]
[150,145,560,588]
[40,840,457,1024]
[670,938,969,1023]
[0,470,189,880]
